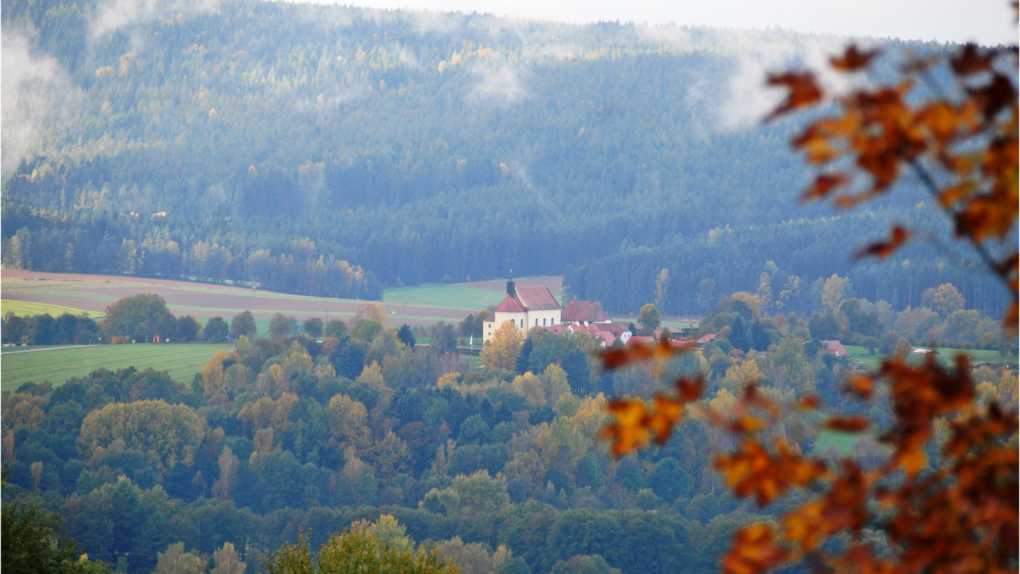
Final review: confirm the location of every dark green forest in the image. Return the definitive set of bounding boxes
[4,288,1015,573]
[2,0,1011,314]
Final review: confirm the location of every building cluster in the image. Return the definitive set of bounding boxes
[482,279,708,348]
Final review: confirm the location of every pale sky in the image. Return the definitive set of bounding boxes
[311,0,1017,44]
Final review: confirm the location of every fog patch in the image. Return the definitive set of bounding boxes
[467,60,527,106]
[2,29,83,179]
[406,10,462,36]
[726,33,865,130]
[91,0,221,39]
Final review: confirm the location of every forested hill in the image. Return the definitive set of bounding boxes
[3,0,1008,313]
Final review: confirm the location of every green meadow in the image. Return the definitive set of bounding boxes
[382,283,506,310]
[845,344,1017,370]
[1,344,231,392]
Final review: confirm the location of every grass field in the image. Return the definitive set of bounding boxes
[2,270,702,330]
[382,283,506,310]
[2,270,565,327]
[610,317,701,331]
[1,344,231,391]
[1,299,104,318]
[845,344,1017,370]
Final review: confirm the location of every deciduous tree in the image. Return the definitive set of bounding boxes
[481,321,524,372]
[600,34,1018,574]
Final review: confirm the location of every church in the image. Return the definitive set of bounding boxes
[482,279,562,343]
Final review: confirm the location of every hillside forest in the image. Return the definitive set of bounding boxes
[2,0,1014,315]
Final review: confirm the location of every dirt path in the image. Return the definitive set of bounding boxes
[2,345,99,355]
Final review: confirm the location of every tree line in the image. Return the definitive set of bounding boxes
[4,284,1014,572]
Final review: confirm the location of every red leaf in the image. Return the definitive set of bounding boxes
[830,44,879,72]
[856,225,910,259]
[766,72,824,121]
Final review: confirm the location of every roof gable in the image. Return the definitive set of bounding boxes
[495,294,527,313]
[515,286,560,310]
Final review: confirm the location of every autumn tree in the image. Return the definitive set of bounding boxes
[79,400,206,475]
[101,294,173,341]
[481,321,524,372]
[203,317,229,342]
[922,282,966,317]
[230,311,257,339]
[601,34,1017,574]
[266,516,455,574]
[637,303,661,334]
[269,313,297,338]
[211,542,246,574]
[326,393,371,451]
[153,543,205,574]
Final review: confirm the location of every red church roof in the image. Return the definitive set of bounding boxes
[495,294,528,313]
[515,286,560,310]
[562,300,609,323]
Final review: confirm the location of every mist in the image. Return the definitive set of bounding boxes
[1,29,82,180]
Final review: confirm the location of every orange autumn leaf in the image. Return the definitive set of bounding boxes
[797,394,821,410]
[715,440,827,505]
[600,377,703,456]
[938,180,976,208]
[845,374,875,399]
[601,399,651,456]
[765,72,823,120]
[601,338,691,370]
[915,101,979,143]
[721,524,789,574]
[801,173,848,201]
[801,137,840,164]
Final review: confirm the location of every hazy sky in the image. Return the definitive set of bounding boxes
[312,0,1017,44]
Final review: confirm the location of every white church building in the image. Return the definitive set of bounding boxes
[482,279,562,343]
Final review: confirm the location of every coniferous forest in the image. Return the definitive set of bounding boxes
[2,0,1011,315]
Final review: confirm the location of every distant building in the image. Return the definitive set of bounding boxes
[481,278,711,351]
[821,340,849,357]
[483,279,562,343]
[562,300,609,323]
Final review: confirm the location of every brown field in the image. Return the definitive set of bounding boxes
[1,269,560,326]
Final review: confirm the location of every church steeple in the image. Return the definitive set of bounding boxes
[506,273,516,298]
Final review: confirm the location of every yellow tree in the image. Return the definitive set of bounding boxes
[601,33,1017,574]
[480,321,523,372]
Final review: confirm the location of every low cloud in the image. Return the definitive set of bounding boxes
[1,29,82,179]
[722,33,863,130]
[467,60,527,106]
[91,0,221,39]
[406,10,462,36]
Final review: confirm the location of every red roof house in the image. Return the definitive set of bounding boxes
[562,300,609,323]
